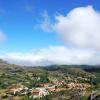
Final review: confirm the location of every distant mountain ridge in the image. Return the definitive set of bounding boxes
[0,59,24,73]
[0,59,8,64]
[0,58,100,73]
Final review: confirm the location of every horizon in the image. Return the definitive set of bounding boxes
[0,0,100,66]
[1,58,100,67]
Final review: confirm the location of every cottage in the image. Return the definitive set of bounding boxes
[31,88,49,99]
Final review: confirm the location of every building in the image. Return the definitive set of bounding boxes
[31,88,49,99]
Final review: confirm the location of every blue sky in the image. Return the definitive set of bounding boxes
[0,0,99,52]
[0,0,100,65]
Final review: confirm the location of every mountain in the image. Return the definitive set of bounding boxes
[0,59,24,73]
[0,60,100,100]
[0,59,8,64]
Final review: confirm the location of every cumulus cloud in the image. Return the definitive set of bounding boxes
[0,31,6,42]
[54,6,100,50]
[0,46,100,66]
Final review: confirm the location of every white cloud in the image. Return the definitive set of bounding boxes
[1,6,100,66]
[0,46,100,66]
[36,10,53,32]
[0,31,6,42]
[54,6,100,50]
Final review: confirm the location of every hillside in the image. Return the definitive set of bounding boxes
[0,60,100,100]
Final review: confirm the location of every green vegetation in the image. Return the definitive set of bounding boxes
[0,60,100,100]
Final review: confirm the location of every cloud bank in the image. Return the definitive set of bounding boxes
[1,46,100,66]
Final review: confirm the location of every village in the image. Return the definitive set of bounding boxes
[3,77,91,99]
[0,63,100,100]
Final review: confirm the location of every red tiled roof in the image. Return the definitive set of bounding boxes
[32,89,40,95]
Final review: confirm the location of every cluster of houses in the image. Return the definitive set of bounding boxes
[30,88,49,99]
[66,82,91,90]
[5,83,57,99]
[6,85,29,96]
[5,81,91,99]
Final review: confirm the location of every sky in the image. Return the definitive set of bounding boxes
[0,0,100,66]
